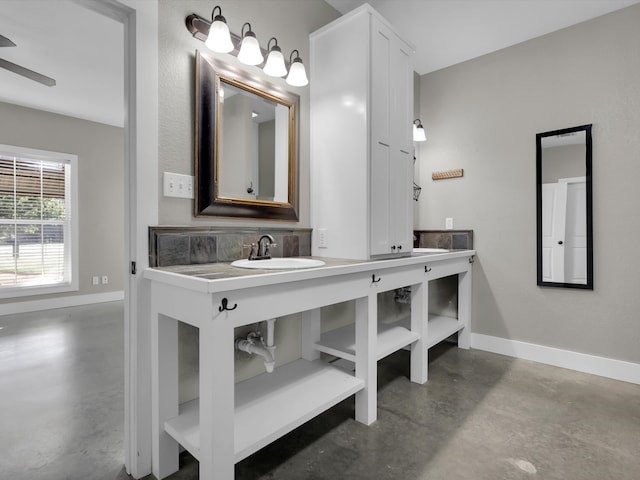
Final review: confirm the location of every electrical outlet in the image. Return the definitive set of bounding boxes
[318,228,328,248]
[445,217,454,230]
[92,276,99,286]
[163,172,194,199]
[101,275,109,285]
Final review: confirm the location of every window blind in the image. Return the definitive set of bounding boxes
[0,154,71,290]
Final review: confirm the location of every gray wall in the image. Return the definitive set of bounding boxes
[541,144,585,183]
[158,0,340,399]
[0,102,124,303]
[416,4,640,363]
[158,0,339,227]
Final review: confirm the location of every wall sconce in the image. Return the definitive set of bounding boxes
[286,49,309,87]
[237,23,263,66]
[263,37,287,77]
[204,6,234,53]
[186,7,309,86]
[413,119,426,142]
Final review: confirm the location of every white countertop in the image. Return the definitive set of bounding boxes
[144,249,476,294]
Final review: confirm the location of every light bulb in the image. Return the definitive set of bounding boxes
[286,59,308,87]
[413,125,426,142]
[263,38,287,77]
[237,24,263,65]
[205,7,234,53]
[286,50,308,87]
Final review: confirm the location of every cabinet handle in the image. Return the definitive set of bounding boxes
[391,245,396,250]
[397,245,402,250]
[558,240,564,245]
[372,274,381,283]
[425,266,431,273]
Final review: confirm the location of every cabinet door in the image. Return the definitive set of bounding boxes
[390,37,414,253]
[390,149,413,253]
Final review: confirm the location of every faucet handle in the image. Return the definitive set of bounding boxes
[264,242,278,257]
[242,242,258,259]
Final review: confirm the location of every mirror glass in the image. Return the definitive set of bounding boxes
[195,51,299,220]
[218,81,289,203]
[536,124,593,289]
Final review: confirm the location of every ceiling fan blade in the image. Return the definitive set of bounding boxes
[0,34,17,47]
[0,58,56,87]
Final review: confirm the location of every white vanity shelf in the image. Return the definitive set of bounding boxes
[145,249,475,479]
[164,359,363,463]
[316,314,464,362]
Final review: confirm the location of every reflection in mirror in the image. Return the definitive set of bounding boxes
[195,50,299,220]
[218,81,289,203]
[536,124,593,289]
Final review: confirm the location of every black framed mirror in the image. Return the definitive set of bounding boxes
[195,50,299,220]
[536,124,593,289]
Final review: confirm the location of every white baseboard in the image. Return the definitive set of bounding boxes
[1,291,125,316]
[471,333,640,385]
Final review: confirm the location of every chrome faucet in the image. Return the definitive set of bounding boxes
[245,234,278,260]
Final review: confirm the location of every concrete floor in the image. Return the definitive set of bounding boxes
[1,302,639,480]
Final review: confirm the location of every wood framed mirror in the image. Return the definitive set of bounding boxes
[195,50,299,220]
[536,124,593,289]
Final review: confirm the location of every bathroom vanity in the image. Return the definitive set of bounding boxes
[145,249,475,479]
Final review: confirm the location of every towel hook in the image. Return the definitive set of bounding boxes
[218,297,238,312]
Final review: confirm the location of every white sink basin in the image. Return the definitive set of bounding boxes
[231,258,326,270]
[414,248,449,253]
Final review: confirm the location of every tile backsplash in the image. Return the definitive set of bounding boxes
[414,229,474,250]
[149,226,312,267]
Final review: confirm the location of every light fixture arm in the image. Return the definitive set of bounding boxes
[289,49,301,64]
[211,5,223,22]
[267,37,279,52]
[241,22,252,38]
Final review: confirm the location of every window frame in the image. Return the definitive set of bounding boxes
[0,144,78,299]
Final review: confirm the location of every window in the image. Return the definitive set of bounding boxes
[0,145,78,298]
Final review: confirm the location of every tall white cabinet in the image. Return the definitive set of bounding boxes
[310,4,415,260]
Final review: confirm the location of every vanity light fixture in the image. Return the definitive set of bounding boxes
[263,37,288,77]
[186,9,309,86]
[413,119,427,142]
[237,23,264,65]
[286,49,309,87]
[205,6,234,53]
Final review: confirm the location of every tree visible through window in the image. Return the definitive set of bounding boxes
[0,145,77,296]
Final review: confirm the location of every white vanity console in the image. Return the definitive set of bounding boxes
[145,249,475,479]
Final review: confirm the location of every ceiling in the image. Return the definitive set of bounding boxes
[0,0,123,127]
[1,1,639,128]
[325,0,640,75]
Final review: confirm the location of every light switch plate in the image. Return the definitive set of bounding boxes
[318,228,328,248]
[163,172,194,199]
[445,217,454,230]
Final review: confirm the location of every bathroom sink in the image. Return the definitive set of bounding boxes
[231,258,326,270]
[414,248,449,253]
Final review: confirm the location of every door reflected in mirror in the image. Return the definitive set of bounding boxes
[536,124,593,289]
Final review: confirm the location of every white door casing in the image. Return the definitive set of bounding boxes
[72,0,159,478]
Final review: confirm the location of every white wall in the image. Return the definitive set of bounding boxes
[416,4,640,364]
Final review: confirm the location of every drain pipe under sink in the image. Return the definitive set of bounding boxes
[235,319,277,373]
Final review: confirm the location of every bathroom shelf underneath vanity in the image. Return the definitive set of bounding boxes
[315,314,463,362]
[163,358,364,463]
